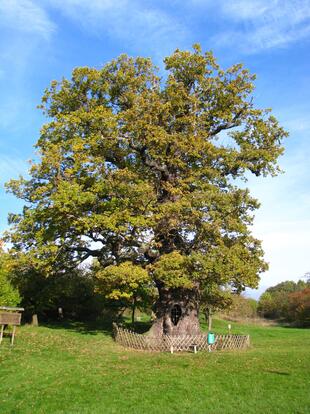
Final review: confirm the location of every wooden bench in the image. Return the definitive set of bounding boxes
[189,344,198,354]
[0,307,24,346]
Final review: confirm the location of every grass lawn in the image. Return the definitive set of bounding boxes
[0,318,309,414]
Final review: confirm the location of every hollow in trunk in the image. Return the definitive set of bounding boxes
[147,287,200,337]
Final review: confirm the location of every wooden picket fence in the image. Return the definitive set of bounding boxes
[113,323,250,352]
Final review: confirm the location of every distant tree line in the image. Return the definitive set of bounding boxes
[258,278,310,327]
[222,294,258,320]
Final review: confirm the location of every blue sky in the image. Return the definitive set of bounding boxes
[0,0,310,296]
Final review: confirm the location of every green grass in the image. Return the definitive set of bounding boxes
[0,318,309,414]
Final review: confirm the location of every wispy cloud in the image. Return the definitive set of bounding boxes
[0,1,55,132]
[0,0,55,40]
[45,0,187,54]
[221,0,273,20]
[0,155,29,185]
[283,115,310,133]
[193,0,310,53]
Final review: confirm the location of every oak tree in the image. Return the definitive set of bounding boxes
[6,45,287,336]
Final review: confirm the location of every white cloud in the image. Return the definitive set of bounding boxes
[222,0,272,20]
[193,0,310,52]
[219,0,310,23]
[0,2,55,131]
[0,0,55,39]
[45,0,186,54]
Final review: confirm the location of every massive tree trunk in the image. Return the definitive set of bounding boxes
[147,287,201,337]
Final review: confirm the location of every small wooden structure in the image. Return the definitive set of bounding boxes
[0,306,24,346]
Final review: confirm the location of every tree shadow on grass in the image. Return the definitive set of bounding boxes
[41,317,152,337]
[282,323,310,329]
[42,318,115,336]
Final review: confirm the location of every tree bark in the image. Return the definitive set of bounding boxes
[205,307,212,331]
[131,296,136,325]
[147,287,200,337]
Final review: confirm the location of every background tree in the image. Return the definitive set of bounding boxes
[258,279,310,321]
[5,252,102,321]
[224,294,258,320]
[257,291,275,318]
[0,247,20,307]
[303,272,310,282]
[6,45,287,336]
[287,288,310,327]
[200,285,232,330]
[94,260,156,324]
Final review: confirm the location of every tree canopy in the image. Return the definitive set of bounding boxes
[6,45,287,333]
